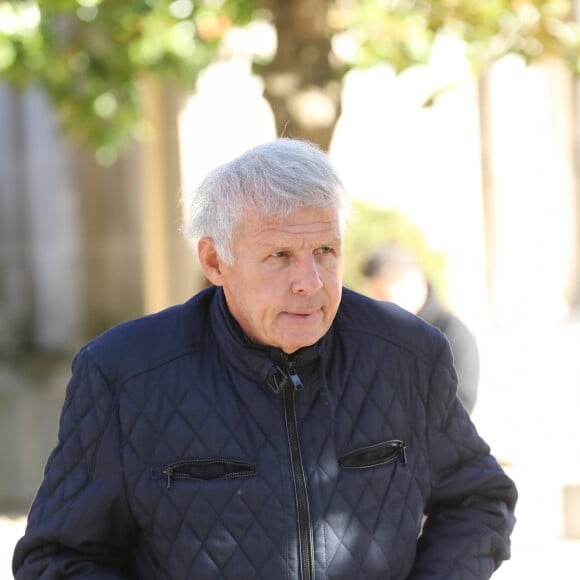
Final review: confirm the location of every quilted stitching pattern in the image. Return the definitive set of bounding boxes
[13,287,516,580]
[121,353,292,579]
[27,352,116,526]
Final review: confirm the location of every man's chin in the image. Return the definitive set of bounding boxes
[279,331,325,355]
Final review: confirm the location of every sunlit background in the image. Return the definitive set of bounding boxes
[1,1,580,577]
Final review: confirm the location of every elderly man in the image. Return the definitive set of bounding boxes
[14,139,516,579]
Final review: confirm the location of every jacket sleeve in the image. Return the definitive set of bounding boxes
[409,339,517,580]
[12,346,137,579]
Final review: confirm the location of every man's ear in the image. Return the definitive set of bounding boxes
[198,238,224,286]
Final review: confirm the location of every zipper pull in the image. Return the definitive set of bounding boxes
[288,369,304,391]
[281,353,304,391]
[163,467,174,489]
[399,443,408,467]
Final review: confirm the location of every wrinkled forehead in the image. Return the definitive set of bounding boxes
[235,201,345,234]
[232,205,343,243]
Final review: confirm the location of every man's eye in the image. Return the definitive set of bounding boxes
[270,251,289,258]
[316,246,333,255]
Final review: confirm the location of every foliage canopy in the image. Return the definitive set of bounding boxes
[2,0,580,156]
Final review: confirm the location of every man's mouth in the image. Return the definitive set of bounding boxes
[284,309,321,319]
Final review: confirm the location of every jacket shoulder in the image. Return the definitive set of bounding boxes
[337,287,447,362]
[79,287,215,385]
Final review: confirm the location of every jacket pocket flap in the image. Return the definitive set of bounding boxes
[339,439,407,470]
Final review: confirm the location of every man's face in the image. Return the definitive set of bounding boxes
[206,206,343,354]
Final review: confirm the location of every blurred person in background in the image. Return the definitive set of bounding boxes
[13,139,514,579]
[362,243,480,414]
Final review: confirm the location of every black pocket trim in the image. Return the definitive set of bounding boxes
[339,439,407,470]
[158,458,256,489]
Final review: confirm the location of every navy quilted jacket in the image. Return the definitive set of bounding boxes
[14,286,516,579]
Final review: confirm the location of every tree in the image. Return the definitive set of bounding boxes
[2,0,580,157]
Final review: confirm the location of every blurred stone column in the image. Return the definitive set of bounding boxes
[0,86,83,508]
[74,145,145,338]
[479,57,577,325]
[573,0,580,308]
[139,79,199,314]
[22,89,84,350]
[0,85,83,352]
[0,85,33,352]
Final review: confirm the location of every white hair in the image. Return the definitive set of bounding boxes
[183,138,350,264]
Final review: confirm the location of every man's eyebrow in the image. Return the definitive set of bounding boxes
[317,236,342,247]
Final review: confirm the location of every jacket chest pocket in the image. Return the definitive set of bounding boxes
[328,438,414,573]
[155,458,256,489]
[339,439,407,470]
[146,456,287,574]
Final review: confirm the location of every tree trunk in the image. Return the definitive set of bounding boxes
[261,0,340,151]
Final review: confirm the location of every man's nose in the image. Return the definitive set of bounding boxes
[291,257,323,294]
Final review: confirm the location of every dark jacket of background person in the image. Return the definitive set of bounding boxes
[362,244,480,414]
[13,285,516,579]
[418,283,480,413]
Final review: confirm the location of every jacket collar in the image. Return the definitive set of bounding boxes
[209,286,324,391]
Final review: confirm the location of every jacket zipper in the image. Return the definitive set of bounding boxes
[280,356,314,580]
